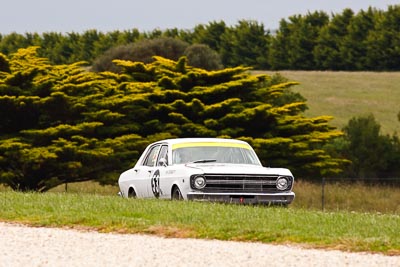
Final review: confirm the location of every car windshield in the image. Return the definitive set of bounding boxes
[172,143,261,165]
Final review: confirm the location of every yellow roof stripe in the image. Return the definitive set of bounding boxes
[172,142,251,150]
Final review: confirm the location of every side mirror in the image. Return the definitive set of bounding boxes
[158,158,168,167]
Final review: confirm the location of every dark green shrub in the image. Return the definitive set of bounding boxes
[183,44,223,70]
[92,37,189,72]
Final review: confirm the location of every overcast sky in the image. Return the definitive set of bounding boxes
[2,0,399,34]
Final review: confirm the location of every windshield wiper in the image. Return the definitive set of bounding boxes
[190,159,217,163]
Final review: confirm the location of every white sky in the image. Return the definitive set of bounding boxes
[1,0,399,34]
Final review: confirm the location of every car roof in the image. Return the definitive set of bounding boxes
[155,138,249,146]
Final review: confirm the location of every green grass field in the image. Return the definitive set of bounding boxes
[258,71,400,134]
[0,191,399,255]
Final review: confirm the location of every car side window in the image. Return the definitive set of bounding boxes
[142,145,161,167]
[157,145,168,166]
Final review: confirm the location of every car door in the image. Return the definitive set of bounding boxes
[140,143,179,199]
[137,144,161,198]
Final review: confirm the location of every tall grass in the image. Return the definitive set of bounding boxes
[0,191,399,255]
[49,181,118,195]
[292,180,400,214]
[2,180,398,214]
[0,181,118,195]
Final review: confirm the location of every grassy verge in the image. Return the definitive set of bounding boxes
[0,191,399,255]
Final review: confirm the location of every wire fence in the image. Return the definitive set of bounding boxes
[319,177,400,212]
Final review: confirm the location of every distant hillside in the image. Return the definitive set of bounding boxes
[258,71,400,134]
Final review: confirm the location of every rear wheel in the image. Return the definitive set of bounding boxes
[171,186,183,200]
[128,188,137,198]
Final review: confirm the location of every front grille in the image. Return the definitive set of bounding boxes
[191,173,292,193]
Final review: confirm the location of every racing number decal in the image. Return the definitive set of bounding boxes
[151,169,161,198]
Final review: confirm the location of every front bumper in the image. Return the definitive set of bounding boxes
[186,192,295,205]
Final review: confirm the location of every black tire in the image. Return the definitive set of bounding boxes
[128,188,137,198]
[171,186,183,200]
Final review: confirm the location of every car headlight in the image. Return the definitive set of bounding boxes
[276,177,289,190]
[193,175,206,189]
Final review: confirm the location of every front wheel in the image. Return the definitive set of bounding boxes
[171,186,183,200]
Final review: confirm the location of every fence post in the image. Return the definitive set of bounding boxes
[321,177,325,211]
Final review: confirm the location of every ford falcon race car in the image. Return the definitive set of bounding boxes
[118,138,295,205]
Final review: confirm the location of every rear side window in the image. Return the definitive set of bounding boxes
[142,145,161,167]
[157,145,168,166]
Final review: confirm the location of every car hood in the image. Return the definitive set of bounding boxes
[184,163,293,176]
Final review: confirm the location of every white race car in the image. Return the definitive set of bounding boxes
[118,138,295,205]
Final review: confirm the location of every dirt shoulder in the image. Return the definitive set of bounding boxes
[0,222,399,267]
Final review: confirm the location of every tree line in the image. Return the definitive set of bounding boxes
[1,48,399,192]
[0,47,346,191]
[1,5,400,71]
